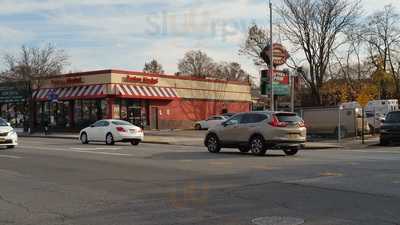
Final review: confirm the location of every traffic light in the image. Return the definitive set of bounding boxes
[260,70,269,95]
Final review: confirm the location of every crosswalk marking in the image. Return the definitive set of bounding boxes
[0,155,22,159]
[17,146,132,157]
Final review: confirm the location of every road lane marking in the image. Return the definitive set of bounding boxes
[338,149,400,154]
[71,147,122,151]
[320,172,343,177]
[252,165,279,170]
[0,155,22,159]
[17,146,132,157]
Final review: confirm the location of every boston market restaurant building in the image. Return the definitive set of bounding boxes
[31,69,251,130]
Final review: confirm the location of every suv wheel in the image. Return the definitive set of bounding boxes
[380,138,390,146]
[238,146,250,153]
[284,149,298,156]
[250,135,266,156]
[205,134,221,153]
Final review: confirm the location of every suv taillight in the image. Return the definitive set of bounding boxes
[116,127,126,132]
[269,116,288,127]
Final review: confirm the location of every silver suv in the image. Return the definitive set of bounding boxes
[204,111,307,156]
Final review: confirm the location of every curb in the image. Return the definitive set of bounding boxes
[19,135,345,149]
[19,134,174,145]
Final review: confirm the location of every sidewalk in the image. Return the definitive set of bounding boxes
[18,130,346,150]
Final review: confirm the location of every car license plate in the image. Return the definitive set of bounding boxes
[129,129,136,134]
[288,134,299,139]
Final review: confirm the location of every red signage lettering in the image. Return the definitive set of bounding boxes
[51,77,83,85]
[125,76,158,85]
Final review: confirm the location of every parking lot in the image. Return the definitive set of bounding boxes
[0,137,400,225]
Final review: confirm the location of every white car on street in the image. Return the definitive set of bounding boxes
[79,119,144,145]
[0,118,18,149]
[194,116,228,130]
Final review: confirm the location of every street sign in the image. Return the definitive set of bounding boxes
[47,89,59,102]
[357,93,370,108]
[0,86,26,103]
[260,70,290,96]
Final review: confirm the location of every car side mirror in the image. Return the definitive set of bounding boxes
[90,124,95,128]
[6,122,11,126]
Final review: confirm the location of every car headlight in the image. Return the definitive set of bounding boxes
[7,130,16,136]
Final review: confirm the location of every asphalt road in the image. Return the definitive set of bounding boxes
[0,138,400,225]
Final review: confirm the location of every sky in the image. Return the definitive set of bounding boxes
[0,0,398,77]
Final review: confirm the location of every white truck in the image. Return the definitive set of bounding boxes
[340,100,398,132]
[300,107,370,137]
[365,100,398,131]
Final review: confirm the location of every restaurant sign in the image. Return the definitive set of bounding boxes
[125,75,158,85]
[51,77,83,86]
[0,86,26,103]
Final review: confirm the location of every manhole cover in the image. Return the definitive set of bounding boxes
[252,216,304,225]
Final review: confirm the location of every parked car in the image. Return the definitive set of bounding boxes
[0,117,18,149]
[380,111,400,146]
[194,116,228,130]
[204,111,307,156]
[79,119,144,145]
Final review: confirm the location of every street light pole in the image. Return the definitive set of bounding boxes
[269,0,274,111]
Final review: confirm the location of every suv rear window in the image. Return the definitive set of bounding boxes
[241,114,268,124]
[385,112,400,123]
[275,113,302,123]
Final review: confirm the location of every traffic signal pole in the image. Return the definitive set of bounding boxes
[269,0,274,111]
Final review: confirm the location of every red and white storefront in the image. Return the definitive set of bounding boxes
[32,69,252,130]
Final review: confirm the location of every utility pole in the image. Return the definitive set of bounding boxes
[291,73,295,112]
[269,0,274,111]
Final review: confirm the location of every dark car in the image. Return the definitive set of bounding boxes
[380,111,400,145]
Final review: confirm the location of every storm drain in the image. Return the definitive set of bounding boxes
[252,216,305,225]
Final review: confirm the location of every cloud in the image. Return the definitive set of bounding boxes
[1,0,398,77]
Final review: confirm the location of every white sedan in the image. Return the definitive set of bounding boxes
[194,116,228,130]
[79,119,144,145]
[0,118,18,149]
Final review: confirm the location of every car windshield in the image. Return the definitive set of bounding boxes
[0,118,8,126]
[275,113,302,122]
[112,120,133,126]
[385,112,400,123]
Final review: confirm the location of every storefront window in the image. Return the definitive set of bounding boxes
[0,102,27,128]
[74,100,82,127]
[101,100,108,119]
[120,100,127,121]
[119,99,146,127]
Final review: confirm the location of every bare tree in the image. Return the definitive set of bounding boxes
[143,59,164,74]
[1,44,68,131]
[277,0,361,105]
[328,26,376,101]
[239,24,270,67]
[213,62,251,81]
[361,5,400,99]
[178,50,216,78]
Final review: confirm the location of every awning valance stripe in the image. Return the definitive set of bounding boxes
[33,85,106,101]
[116,84,179,99]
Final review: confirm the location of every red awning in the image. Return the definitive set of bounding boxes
[33,84,107,101]
[116,84,179,99]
